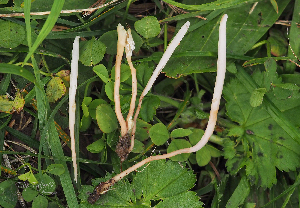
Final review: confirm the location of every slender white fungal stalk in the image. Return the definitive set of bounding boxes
[125,29,137,151]
[110,13,228,185]
[69,36,80,183]
[129,21,191,149]
[115,24,128,137]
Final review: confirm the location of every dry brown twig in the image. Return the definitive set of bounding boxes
[88,13,228,204]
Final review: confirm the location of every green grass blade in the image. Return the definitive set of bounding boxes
[48,120,78,207]
[262,174,300,207]
[24,0,32,48]
[0,63,35,83]
[163,0,258,11]
[23,0,65,64]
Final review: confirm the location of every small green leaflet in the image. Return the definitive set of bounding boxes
[81,160,202,207]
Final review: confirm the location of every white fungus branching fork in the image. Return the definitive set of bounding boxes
[88,14,228,204]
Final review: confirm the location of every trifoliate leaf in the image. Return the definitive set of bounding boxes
[111,64,131,82]
[149,123,169,146]
[132,139,145,153]
[134,16,160,39]
[0,21,25,48]
[32,195,48,208]
[223,68,300,188]
[0,180,18,208]
[79,38,106,66]
[96,104,118,133]
[99,30,117,55]
[189,128,204,145]
[87,138,105,153]
[140,95,160,122]
[33,174,56,195]
[105,81,114,101]
[196,146,211,166]
[46,77,66,103]
[167,139,191,161]
[22,188,38,202]
[18,171,38,185]
[93,64,109,83]
[88,99,107,119]
[171,128,193,138]
[45,164,65,176]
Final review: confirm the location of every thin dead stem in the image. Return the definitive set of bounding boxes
[0,0,121,17]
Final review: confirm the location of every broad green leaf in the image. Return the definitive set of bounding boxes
[32,195,48,208]
[171,128,193,138]
[207,145,222,157]
[250,88,267,107]
[226,176,250,208]
[134,16,160,39]
[22,188,38,202]
[156,191,203,208]
[167,139,191,161]
[163,0,290,77]
[135,119,152,141]
[88,99,107,119]
[0,180,18,208]
[133,160,196,201]
[140,95,160,122]
[34,174,56,195]
[93,64,109,83]
[111,64,131,82]
[132,139,145,153]
[105,81,114,101]
[99,30,117,55]
[79,38,106,66]
[196,146,211,166]
[45,164,65,176]
[0,21,25,48]
[46,77,66,103]
[223,68,300,188]
[96,104,118,133]
[136,62,154,88]
[18,171,38,185]
[189,128,204,145]
[149,123,169,146]
[87,138,105,153]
